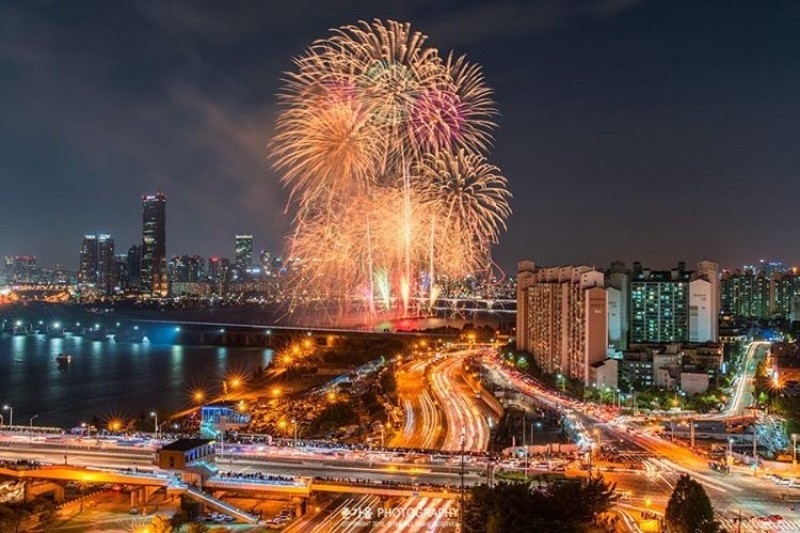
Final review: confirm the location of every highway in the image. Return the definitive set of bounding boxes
[429,354,491,452]
[390,350,496,453]
[0,440,487,488]
[390,357,444,450]
[285,493,381,533]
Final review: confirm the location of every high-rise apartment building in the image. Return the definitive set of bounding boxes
[720,269,771,320]
[629,263,691,343]
[516,263,608,385]
[78,233,115,294]
[140,193,167,296]
[773,273,797,320]
[606,261,630,350]
[690,261,719,343]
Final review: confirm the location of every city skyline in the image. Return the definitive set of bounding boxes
[2,1,799,272]
[2,4,800,531]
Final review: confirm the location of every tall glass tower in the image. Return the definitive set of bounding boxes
[235,234,254,279]
[140,192,167,296]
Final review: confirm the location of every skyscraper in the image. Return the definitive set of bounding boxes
[79,235,98,285]
[140,193,167,296]
[127,245,141,290]
[235,234,254,278]
[96,234,115,294]
[115,254,129,291]
[79,233,115,294]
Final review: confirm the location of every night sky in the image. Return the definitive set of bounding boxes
[2,0,799,274]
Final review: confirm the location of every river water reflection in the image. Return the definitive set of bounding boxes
[0,332,273,428]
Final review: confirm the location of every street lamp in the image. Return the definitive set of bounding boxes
[3,405,13,427]
[150,411,158,439]
[29,414,38,441]
[291,418,298,448]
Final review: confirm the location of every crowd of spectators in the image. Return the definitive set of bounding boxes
[0,459,42,470]
[313,476,447,491]
[216,471,302,486]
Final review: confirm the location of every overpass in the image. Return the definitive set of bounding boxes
[0,464,283,524]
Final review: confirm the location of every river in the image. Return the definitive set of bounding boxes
[0,332,273,429]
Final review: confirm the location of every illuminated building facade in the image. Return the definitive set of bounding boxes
[516,263,608,385]
[126,245,141,290]
[79,233,115,295]
[140,192,167,296]
[235,235,253,278]
[720,269,771,320]
[169,255,205,283]
[629,263,690,343]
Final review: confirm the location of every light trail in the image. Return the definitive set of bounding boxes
[429,355,489,452]
[721,341,770,418]
[390,357,444,449]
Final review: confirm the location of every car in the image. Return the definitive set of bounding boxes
[129,508,139,515]
[769,515,784,522]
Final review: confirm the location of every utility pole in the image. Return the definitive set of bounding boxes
[522,415,528,481]
[690,417,695,448]
[219,415,226,461]
[460,428,466,533]
[753,422,758,474]
[751,408,758,476]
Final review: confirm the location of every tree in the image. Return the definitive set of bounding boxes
[665,474,719,533]
[149,513,173,533]
[463,477,617,533]
[170,510,188,529]
[0,498,55,533]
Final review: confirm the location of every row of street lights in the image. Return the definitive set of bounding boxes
[1,404,39,439]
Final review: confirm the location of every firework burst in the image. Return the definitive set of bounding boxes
[271,19,511,318]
